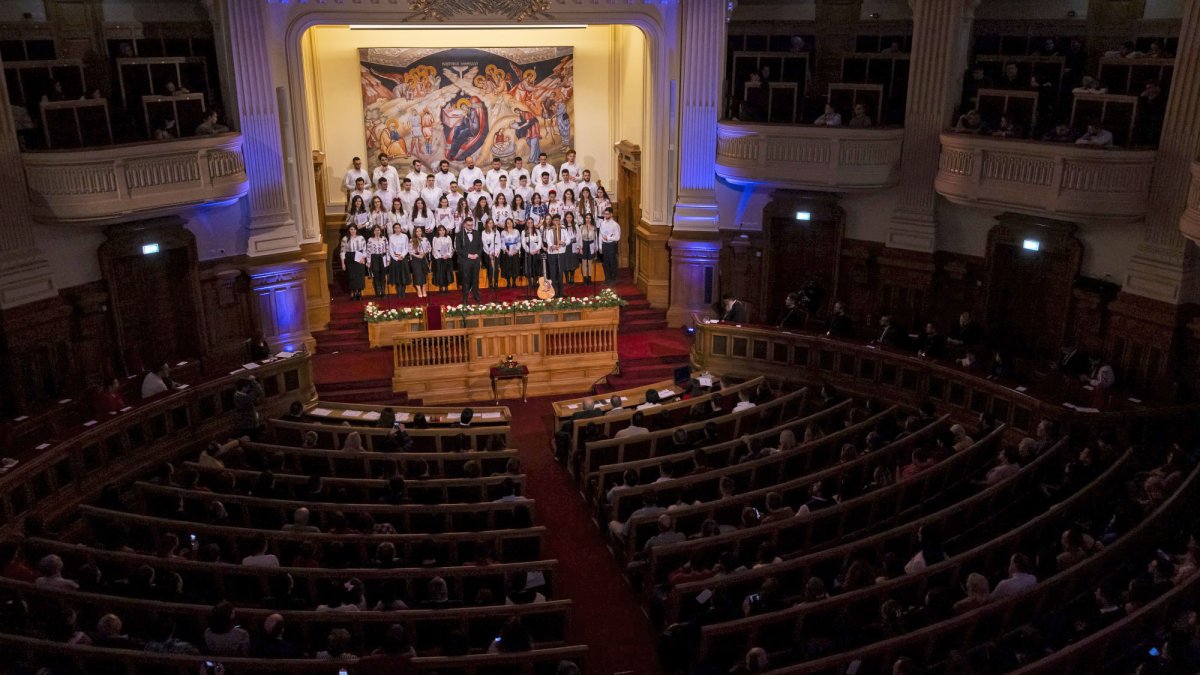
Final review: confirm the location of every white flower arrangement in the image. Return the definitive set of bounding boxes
[363,302,425,323]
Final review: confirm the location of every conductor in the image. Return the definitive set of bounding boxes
[457,217,484,304]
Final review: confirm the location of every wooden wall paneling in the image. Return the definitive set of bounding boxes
[836,238,880,329]
[0,298,75,417]
[875,248,935,334]
[1107,293,1197,399]
[719,229,766,321]
[760,191,843,325]
[199,265,253,366]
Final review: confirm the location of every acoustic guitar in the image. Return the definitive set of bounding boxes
[537,252,556,299]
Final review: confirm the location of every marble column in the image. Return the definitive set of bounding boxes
[885,0,978,252]
[248,260,315,355]
[667,0,727,326]
[0,57,56,309]
[1124,0,1200,305]
[226,0,300,257]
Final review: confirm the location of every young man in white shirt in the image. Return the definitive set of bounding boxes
[1075,123,1114,147]
[558,149,581,180]
[492,175,514,207]
[342,156,369,210]
[514,175,534,205]
[457,156,484,192]
[556,168,578,201]
[531,153,556,186]
[446,181,465,210]
[396,177,420,213]
[404,159,428,188]
[466,180,488,210]
[534,172,556,202]
[732,390,756,413]
[508,156,530,187]
[420,174,442,210]
[433,159,456,193]
[599,207,621,286]
[348,177,373,210]
[373,177,395,210]
[485,157,508,193]
[371,153,400,194]
[577,169,598,197]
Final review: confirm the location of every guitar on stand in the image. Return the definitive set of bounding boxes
[537,252,556,299]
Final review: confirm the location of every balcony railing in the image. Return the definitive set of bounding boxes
[22,132,248,224]
[1180,161,1200,243]
[715,121,904,192]
[935,132,1156,223]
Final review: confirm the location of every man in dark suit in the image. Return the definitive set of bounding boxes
[948,311,984,350]
[873,314,907,349]
[917,322,947,359]
[1057,345,1090,377]
[720,294,746,323]
[570,397,605,425]
[826,302,854,338]
[456,217,483,304]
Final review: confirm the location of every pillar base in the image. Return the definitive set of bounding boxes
[0,247,57,309]
[247,220,301,258]
[1124,242,1198,306]
[634,220,671,309]
[672,197,720,233]
[666,231,722,328]
[301,242,331,333]
[248,259,316,355]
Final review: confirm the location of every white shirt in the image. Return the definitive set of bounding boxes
[405,169,428,187]
[485,168,508,193]
[420,186,443,209]
[522,231,543,254]
[242,553,280,567]
[388,233,410,259]
[615,425,649,438]
[434,170,456,193]
[813,112,843,126]
[482,230,501,256]
[348,188,373,209]
[372,166,401,191]
[508,166,530,186]
[458,166,485,190]
[732,401,756,413]
[531,163,556,183]
[343,167,369,193]
[141,371,169,399]
[492,186,514,206]
[514,185,534,205]
[373,188,396,209]
[535,183,555,202]
[1075,129,1114,147]
[599,218,621,243]
[992,572,1037,598]
[397,189,420,213]
[466,191,487,210]
[559,161,581,179]
[556,180,579,199]
[446,190,465,210]
[432,236,454,259]
[543,224,571,254]
[577,179,598,196]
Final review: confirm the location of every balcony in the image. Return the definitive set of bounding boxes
[715,122,904,192]
[22,133,248,225]
[1180,161,1200,244]
[935,133,1156,224]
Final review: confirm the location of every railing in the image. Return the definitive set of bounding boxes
[690,318,1194,440]
[21,132,248,224]
[391,310,620,403]
[1180,160,1200,243]
[715,121,904,191]
[0,353,314,533]
[368,305,615,348]
[935,132,1156,223]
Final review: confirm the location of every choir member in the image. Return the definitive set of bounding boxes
[546,190,563,220]
[388,198,409,234]
[388,223,411,297]
[473,195,493,228]
[397,178,419,214]
[543,214,570,297]
[508,156,530,187]
[446,181,465,210]
[405,159,427,188]
[493,175,514,207]
[514,175,534,207]
[342,156,368,211]
[556,169,578,201]
[372,153,400,192]
[374,177,395,210]
[340,221,367,300]
[559,150,581,180]
[561,188,579,222]
[579,213,599,285]
[493,193,513,229]
[578,187,597,222]
[420,174,442,213]
[511,194,529,232]
[432,224,455,293]
[367,196,388,231]
[409,226,432,299]
[578,170,598,197]
[599,207,621,286]
[451,195,471,234]
[434,195,456,239]
[366,225,389,298]
[523,220,544,286]
[348,177,372,210]
[410,197,433,241]
[563,211,581,285]
[595,185,612,214]
[457,156,484,191]
[482,218,501,289]
[500,219,522,287]
[485,157,507,193]
[531,153,556,186]
[434,159,456,193]
[534,172,555,202]
[466,180,487,210]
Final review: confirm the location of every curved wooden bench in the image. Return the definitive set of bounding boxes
[20,538,560,609]
[755,459,1200,674]
[185,462,526,504]
[78,505,546,564]
[241,440,520,478]
[0,633,588,675]
[302,400,512,426]
[270,418,510,453]
[133,482,536,533]
[0,576,572,657]
[552,377,677,419]
[575,388,809,484]
[691,443,1133,661]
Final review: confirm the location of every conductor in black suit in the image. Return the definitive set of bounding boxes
[456,217,484,304]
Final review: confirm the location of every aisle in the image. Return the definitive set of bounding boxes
[507,395,664,675]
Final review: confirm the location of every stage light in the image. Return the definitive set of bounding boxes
[1022,239,1041,252]
[795,211,811,221]
[142,243,160,255]
[349,24,587,30]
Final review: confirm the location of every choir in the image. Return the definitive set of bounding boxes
[339,150,619,302]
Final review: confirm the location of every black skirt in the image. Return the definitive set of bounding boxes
[410,256,429,285]
[433,258,454,287]
[389,257,411,288]
[580,239,597,261]
[502,251,522,278]
[345,251,365,291]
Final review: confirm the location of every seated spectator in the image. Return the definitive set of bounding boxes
[813,104,843,126]
[732,389,755,413]
[488,616,534,653]
[916,322,947,358]
[255,613,297,658]
[317,627,359,661]
[848,103,873,128]
[614,411,649,438]
[644,514,687,552]
[990,114,1025,138]
[797,480,834,514]
[992,553,1037,597]
[1057,527,1101,570]
[342,432,365,452]
[1104,41,1144,58]
[978,447,1022,486]
[1146,41,1172,58]
[1042,121,1081,142]
[46,607,90,645]
[900,447,936,479]
[637,389,662,411]
[954,109,987,134]
[35,554,79,591]
[1075,122,1114,147]
[195,109,231,135]
[94,377,127,416]
[0,542,36,582]
[93,613,134,649]
[1071,75,1108,94]
[204,602,251,656]
[762,491,796,523]
[905,524,947,574]
[241,533,280,567]
[1088,583,1126,630]
[1083,357,1116,389]
[742,577,790,616]
[949,424,973,452]
[953,572,992,614]
[143,617,198,654]
[507,571,548,605]
[282,507,320,533]
[609,492,664,540]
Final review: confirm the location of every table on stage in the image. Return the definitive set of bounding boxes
[490,365,529,403]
